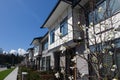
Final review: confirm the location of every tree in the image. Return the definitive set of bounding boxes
[0,53,24,66]
[54,0,120,80]
[74,0,120,79]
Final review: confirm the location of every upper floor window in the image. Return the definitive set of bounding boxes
[60,17,68,36]
[109,0,120,14]
[34,46,39,53]
[89,0,120,24]
[42,39,48,51]
[29,52,32,57]
[50,29,55,44]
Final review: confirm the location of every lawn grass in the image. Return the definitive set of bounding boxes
[0,68,15,80]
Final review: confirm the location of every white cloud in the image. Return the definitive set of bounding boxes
[3,51,5,53]
[9,48,26,55]
[3,51,6,54]
[18,48,26,55]
[10,49,17,55]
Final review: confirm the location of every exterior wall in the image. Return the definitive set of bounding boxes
[48,6,73,50]
[89,13,120,45]
[39,44,42,55]
[33,45,39,68]
[73,7,85,40]
[73,3,89,77]
[40,50,54,71]
[32,42,42,70]
[87,0,120,79]
[43,1,89,77]
[34,45,40,57]
[33,44,41,65]
[28,50,34,61]
[40,34,54,71]
[76,45,89,76]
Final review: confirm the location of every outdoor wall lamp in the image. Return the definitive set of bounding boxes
[115,25,120,31]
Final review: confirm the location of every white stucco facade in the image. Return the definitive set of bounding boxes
[89,13,120,46]
[42,0,89,79]
[48,6,73,50]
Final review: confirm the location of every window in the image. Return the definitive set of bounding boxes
[89,0,120,24]
[41,57,45,70]
[60,17,68,36]
[114,38,120,48]
[109,0,120,14]
[102,54,113,75]
[50,29,55,44]
[42,39,48,50]
[89,1,106,24]
[46,56,51,70]
[34,46,39,53]
[116,53,120,76]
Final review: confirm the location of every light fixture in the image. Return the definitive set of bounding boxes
[115,25,120,31]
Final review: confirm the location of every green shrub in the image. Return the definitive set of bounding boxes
[18,66,54,80]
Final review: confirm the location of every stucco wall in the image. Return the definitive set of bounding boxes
[89,13,120,45]
[48,6,73,50]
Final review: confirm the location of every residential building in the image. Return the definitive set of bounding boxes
[31,37,43,70]
[23,53,29,67]
[40,32,53,71]
[87,0,120,79]
[41,0,88,79]
[40,0,120,79]
[27,48,34,68]
[25,0,120,79]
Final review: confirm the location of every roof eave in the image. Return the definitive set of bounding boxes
[41,0,61,28]
[30,37,43,45]
[40,0,84,28]
[27,47,34,51]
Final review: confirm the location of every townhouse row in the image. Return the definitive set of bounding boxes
[26,0,120,79]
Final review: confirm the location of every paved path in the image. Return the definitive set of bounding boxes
[0,67,7,72]
[4,67,18,80]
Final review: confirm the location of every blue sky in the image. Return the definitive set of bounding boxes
[0,0,57,52]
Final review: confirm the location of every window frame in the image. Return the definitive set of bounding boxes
[41,57,45,70]
[60,17,68,37]
[34,45,39,53]
[46,56,51,70]
[42,38,48,51]
[50,29,55,44]
[88,0,120,25]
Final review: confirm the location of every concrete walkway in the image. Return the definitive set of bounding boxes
[0,67,7,72]
[4,67,18,80]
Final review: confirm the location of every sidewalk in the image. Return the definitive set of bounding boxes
[0,67,7,72]
[4,67,18,80]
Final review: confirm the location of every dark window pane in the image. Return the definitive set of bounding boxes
[42,38,48,50]
[60,17,68,36]
[50,29,55,44]
[41,57,45,70]
[46,56,51,70]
